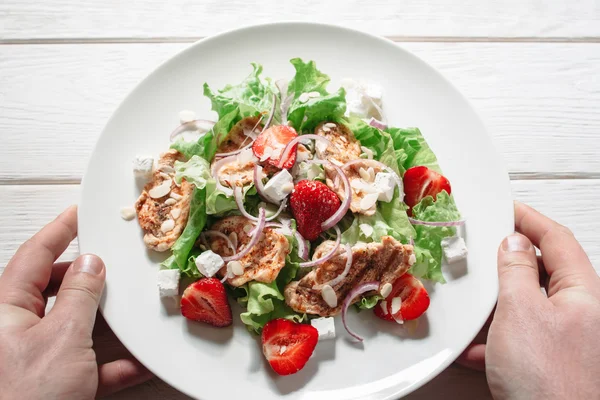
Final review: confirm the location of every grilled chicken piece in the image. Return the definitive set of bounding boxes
[315,122,379,215]
[284,236,414,317]
[135,150,193,252]
[213,116,279,188]
[206,216,290,287]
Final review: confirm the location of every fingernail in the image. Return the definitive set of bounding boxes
[74,254,104,275]
[502,235,531,252]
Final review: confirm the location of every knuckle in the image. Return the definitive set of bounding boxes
[556,224,574,238]
[60,284,100,304]
[502,259,538,272]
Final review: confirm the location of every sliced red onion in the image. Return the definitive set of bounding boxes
[260,93,277,133]
[253,165,278,204]
[321,244,353,287]
[170,119,215,142]
[201,231,236,255]
[234,186,258,222]
[342,281,380,342]
[211,155,237,196]
[299,226,341,267]
[342,159,404,201]
[408,217,466,227]
[308,160,351,230]
[266,199,287,222]
[295,231,309,260]
[277,134,332,169]
[409,236,415,246]
[276,79,294,124]
[223,208,266,262]
[368,117,387,130]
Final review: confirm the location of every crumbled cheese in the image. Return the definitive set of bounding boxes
[263,169,294,202]
[148,179,172,199]
[380,283,392,298]
[133,155,154,180]
[441,236,468,264]
[237,148,255,164]
[340,79,384,119]
[260,146,273,162]
[311,317,336,340]
[296,145,312,162]
[373,172,395,202]
[359,223,374,238]
[315,140,329,155]
[157,269,180,297]
[120,207,136,221]
[359,193,379,211]
[194,250,225,278]
[179,110,197,123]
[321,285,338,308]
[408,253,417,266]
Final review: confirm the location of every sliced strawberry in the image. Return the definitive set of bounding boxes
[252,125,298,169]
[374,273,430,322]
[289,180,341,241]
[403,166,451,210]
[180,278,232,327]
[261,318,318,376]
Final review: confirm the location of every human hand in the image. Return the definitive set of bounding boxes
[0,206,152,399]
[458,201,600,399]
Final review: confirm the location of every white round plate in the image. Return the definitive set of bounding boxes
[79,22,512,400]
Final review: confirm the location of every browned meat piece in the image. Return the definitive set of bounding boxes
[284,236,414,317]
[135,149,193,252]
[206,216,290,287]
[314,122,362,165]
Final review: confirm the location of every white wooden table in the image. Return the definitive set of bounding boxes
[1,1,599,398]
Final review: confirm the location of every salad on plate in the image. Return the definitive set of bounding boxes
[122,59,467,376]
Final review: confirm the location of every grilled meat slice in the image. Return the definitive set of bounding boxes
[284,236,414,317]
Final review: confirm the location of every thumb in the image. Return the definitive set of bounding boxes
[50,254,106,335]
[497,234,544,307]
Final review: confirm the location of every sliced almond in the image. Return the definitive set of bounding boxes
[158,165,176,174]
[298,93,310,103]
[228,232,238,249]
[307,91,320,98]
[330,158,343,167]
[321,285,338,308]
[170,192,183,200]
[359,223,374,238]
[380,301,388,315]
[161,219,175,233]
[359,193,379,210]
[380,282,392,298]
[243,224,253,234]
[120,207,136,221]
[358,167,370,182]
[164,198,177,206]
[148,179,172,198]
[391,297,402,315]
[170,209,181,219]
[361,146,374,160]
[324,122,336,129]
[228,261,244,276]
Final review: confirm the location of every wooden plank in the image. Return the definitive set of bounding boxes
[0,43,599,183]
[0,0,599,40]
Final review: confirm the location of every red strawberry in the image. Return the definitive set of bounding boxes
[374,273,430,322]
[403,166,451,210]
[289,180,341,241]
[180,278,232,327]
[261,318,318,376]
[252,125,298,169]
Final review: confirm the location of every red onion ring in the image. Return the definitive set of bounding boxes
[260,93,277,134]
[342,281,380,342]
[320,244,353,288]
[223,208,266,262]
[211,155,237,196]
[234,186,258,221]
[277,134,332,169]
[253,165,278,204]
[170,119,216,142]
[201,231,236,255]
[409,236,415,246]
[408,217,466,227]
[342,159,404,201]
[295,231,309,260]
[368,117,387,130]
[307,159,351,230]
[299,226,341,267]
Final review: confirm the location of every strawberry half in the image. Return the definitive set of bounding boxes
[289,180,341,241]
[374,273,430,322]
[180,278,232,327]
[403,166,451,210]
[252,125,298,169]
[262,318,318,376]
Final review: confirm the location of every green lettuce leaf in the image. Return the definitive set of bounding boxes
[410,191,461,283]
[205,182,261,216]
[355,294,383,311]
[286,58,347,132]
[174,155,211,189]
[385,126,442,173]
[161,187,207,277]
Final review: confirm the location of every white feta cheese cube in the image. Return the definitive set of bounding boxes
[311,317,336,340]
[340,79,384,120]
[157,269,180,297]
[263,169,294,202]
[133,155,154,180]
[441,236,468,264]
[195,250,225,278]
[373,172,395,202]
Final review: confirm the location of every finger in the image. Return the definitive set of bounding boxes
[514,201,595,294]
[497,234,545,305]
[0,206,77,315]
[42,261,73,298]
[96,358,153,398]
[48,254,106,336]
[455,343,486,371]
